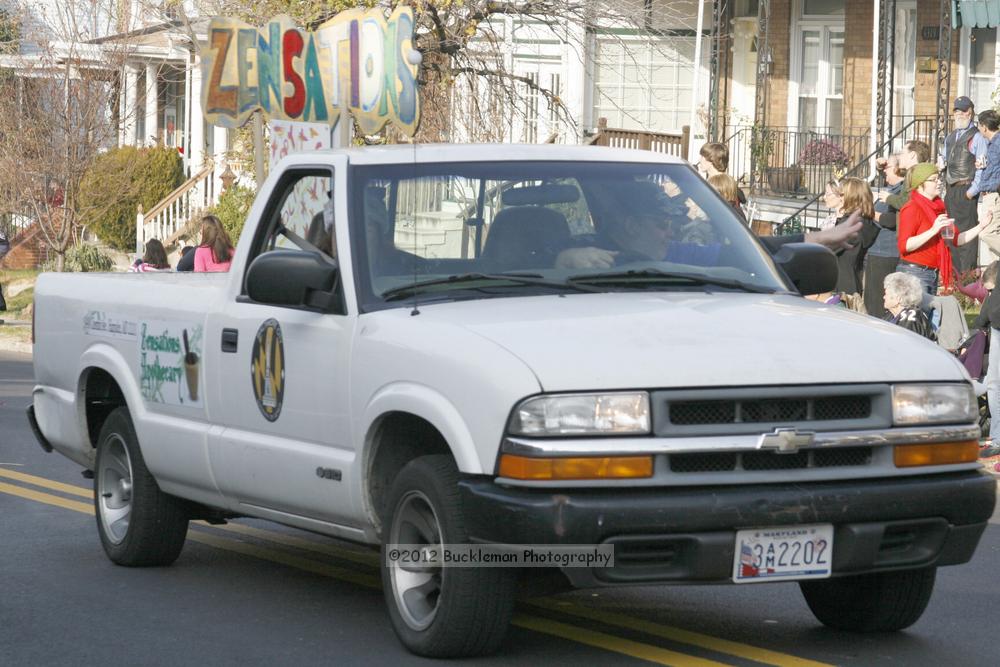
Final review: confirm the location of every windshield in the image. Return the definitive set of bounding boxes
[350,161,788,309]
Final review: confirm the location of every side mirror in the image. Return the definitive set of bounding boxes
[246,250,340,311]
[771,242,839,295]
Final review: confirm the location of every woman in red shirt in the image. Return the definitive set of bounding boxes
[897,163,987,293]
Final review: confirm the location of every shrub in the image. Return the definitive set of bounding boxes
[77,146,184,251]
[209,184,256,245]
[797,139,850,167]
[42,242,114,272]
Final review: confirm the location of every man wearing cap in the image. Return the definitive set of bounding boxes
[939,96,989,273]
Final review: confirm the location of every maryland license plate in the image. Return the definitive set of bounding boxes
[732,524,834,583]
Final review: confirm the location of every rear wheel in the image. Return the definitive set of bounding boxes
[800,567,936,632]
[381,455,516,657]
[94,407,189,566]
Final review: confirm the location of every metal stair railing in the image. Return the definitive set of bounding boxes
[776,117,936,234]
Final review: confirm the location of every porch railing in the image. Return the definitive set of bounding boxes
[777,116,940,233]
[588,117,690,159]
[136,166,218,253]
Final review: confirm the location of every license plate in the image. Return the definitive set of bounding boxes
[732,524,833,583]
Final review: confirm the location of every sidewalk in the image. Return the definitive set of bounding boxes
[0,320,32,354]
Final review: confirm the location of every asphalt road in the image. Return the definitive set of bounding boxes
[2,350,998,666]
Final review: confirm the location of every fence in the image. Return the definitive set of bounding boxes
[588,118,690,159]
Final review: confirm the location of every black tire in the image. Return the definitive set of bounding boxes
[800,567,936,632]
[94,407,189,566]
[380,455,516,658]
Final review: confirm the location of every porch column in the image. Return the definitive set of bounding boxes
[144,63,159,146]
[120,65,138,146]
[563,21,587,141]
[189,59,205,171]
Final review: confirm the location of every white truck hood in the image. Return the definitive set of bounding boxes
[414,292,967,391]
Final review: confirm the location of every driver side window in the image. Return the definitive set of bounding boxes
[261,170,336,260]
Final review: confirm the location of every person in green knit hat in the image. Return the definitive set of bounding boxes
[896,163,988,294]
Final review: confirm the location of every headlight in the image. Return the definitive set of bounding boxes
[508,392,650,436]
[891,384,977,425]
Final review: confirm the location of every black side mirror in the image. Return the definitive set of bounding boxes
[246,250,340,311]
[771,242,839,295]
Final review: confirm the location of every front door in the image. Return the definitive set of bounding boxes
[205,162,358,526]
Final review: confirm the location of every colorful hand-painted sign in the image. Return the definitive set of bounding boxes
[202,8,420,136]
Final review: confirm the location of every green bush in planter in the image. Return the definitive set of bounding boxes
[209,184,256,245]
[42,242,114,272]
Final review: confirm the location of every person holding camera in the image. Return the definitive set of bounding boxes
[897,163,989,295]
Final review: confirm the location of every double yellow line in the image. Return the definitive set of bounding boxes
[0,467,832,667]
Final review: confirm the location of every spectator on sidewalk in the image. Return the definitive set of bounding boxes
[939,96,989,272]
[708,173,747,224]
[865,154,906,318]
[194,215,234,273]
[175,245,196,272]
[883,272,935,340]
[697,142,747,208]
[972,109,1000,260]
[972,262,1000,456]
[128,239,171,272]
[897,163,988,294]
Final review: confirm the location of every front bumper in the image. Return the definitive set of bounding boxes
[458,471,996,587]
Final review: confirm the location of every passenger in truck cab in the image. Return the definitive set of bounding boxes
[194,215,234,272]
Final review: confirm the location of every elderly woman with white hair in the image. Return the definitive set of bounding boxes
[883,272,936,340]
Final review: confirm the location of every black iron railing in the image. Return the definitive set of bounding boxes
[777,116,942,233]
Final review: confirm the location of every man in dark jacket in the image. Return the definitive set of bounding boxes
[939,96,989,272]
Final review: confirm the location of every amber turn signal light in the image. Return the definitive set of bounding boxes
[498,454,654,480]
[893,441,979,467]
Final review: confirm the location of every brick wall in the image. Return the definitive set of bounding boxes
[914,0,961,117]
[765,2,791,127]
[0,226,49,270]
[842,1,874,131]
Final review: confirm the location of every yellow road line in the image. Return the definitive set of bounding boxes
[512,615,731,667]
[527,599,833,667]
[0,467,92,498]
[0,481,93,513]
[0,479,725,666]
[0,468,835,666]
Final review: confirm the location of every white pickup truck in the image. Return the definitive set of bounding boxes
[29,144,996,657]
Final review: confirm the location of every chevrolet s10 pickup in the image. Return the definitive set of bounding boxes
[29,144,996,657]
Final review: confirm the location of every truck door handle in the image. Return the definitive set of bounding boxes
[221,328,239,353]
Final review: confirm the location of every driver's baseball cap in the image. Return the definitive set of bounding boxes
[954,96,974,112]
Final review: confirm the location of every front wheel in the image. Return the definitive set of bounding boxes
[380,455,516,657]
[800,567,936,632]
[94,407,189,566]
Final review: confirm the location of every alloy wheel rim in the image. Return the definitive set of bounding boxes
[388,490,443,631]
[97,434,133,545]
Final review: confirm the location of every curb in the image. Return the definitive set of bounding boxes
[0,321,32,355]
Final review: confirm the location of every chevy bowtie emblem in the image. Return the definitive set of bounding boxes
[757,428,815,454]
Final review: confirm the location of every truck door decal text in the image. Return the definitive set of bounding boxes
[251,319,285,421]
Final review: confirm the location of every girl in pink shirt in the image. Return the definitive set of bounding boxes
[194,215,234,272]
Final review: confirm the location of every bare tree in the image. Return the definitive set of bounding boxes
[0,1,138,270]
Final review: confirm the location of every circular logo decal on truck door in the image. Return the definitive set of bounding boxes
[251,319,285,421]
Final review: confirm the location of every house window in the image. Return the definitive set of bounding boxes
[968,27,997,111]
[593,36,695,133]
[797,27,844,132]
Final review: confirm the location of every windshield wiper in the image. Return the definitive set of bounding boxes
[567,268,780,294]
[382,273,602,301]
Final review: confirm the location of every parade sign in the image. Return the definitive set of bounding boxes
[202,7,420,135]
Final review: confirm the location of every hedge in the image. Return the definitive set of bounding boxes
[77,146,184,251]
